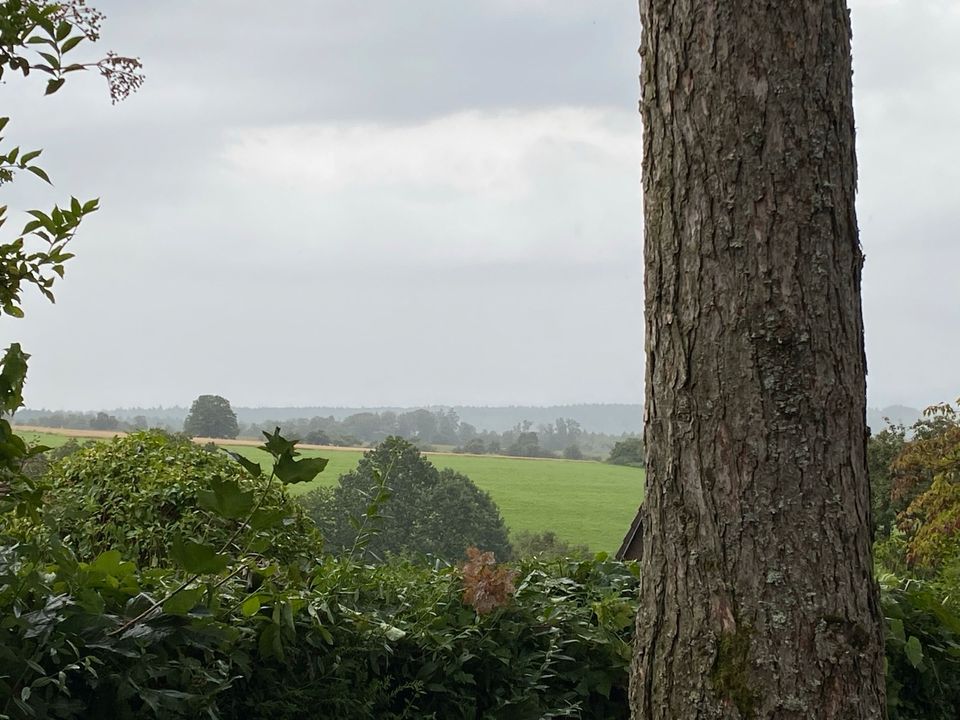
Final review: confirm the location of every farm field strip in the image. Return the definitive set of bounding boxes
[18,428,645,552]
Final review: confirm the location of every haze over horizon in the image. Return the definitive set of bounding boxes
[4,0,957,412]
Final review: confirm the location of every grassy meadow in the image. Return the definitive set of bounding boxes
[19,428,645,552]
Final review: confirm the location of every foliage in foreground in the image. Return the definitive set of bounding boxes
[882,574,960,720]
[27,431,321,567]
[0,536,639,719]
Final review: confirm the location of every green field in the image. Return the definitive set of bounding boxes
[20,430,645,552]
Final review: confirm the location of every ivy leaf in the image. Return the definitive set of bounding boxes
[170,538,229,575]
[905,635,924,668]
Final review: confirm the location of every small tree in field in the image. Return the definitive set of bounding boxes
[183,394,239,439]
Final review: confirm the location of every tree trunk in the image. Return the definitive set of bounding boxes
[629,1,886,718]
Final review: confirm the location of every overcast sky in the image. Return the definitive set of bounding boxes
[3,0,957,411]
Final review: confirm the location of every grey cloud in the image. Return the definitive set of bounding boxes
[4,0,956,412]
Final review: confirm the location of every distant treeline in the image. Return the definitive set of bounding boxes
[18,404,646,435]
[16,407,634,460]
[237,412,628,460]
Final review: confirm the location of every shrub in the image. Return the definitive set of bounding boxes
[21,438,83,480]
[607,437,644,467]
[512,529,591,560]
[217,554,641,719]
[563,444,584,460]
[38,430,321,566]
[882,574,960,719]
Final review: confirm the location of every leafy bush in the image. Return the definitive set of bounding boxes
[607,438,644,467]
[512,529,591,560]
[0,519,640,720]
[882,574,960,719]
[303,436,512,562]
[222,554,639,719]
[20,437,83,480]
[36,431,321,566]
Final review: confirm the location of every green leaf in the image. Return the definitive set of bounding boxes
[88,549,135,578]
[163,587,204,615]
[197,476,255,519]
[889,618,905,644]
[261,427,297,459]
[224,449,261,478]
[27,166,51,184]
[905,635,924,668]
[55,21,71,41]
[0,343,30,413]
[61,35,83,53]
[241,595,261,617]
[248,507,285,531]
[170,538,230,575]
[379,622,406,641]
[275,455,329,485]
[45,77,65,95]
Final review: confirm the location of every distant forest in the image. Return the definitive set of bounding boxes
[15,403,920,465]
[16,404,644,435]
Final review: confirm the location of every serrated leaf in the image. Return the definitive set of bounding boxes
[261,427,297,459]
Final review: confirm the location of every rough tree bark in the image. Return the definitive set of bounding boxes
[628,0,886,717]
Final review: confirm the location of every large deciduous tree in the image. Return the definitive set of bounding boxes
[626,1,886,717]
[183,394,239,439]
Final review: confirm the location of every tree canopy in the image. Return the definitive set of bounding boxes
[183,394,239,439]
[302,436,512,562]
